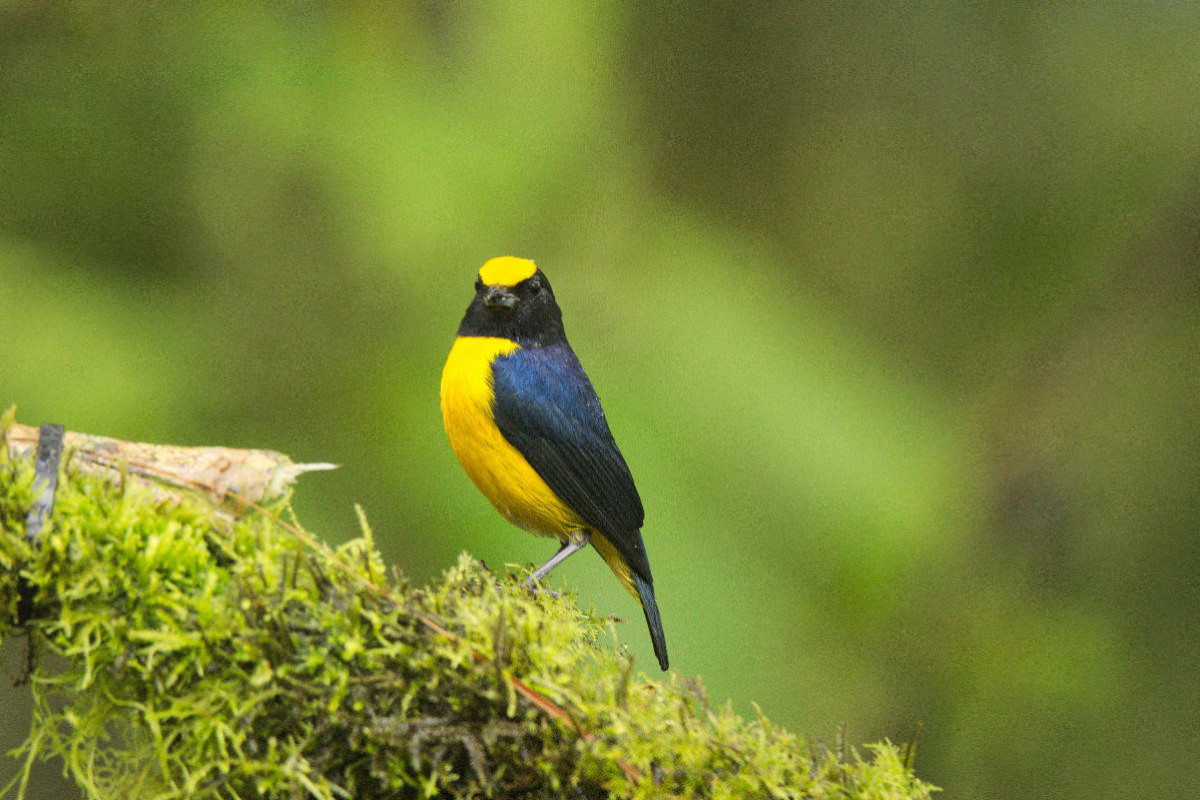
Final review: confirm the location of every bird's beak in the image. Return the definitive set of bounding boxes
[484,285,517,309]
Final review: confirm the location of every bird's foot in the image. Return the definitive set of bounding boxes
[522,578,564,599]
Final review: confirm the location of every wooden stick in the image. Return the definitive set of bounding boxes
[4,421,336,510]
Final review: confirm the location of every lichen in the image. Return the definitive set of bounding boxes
[1,410,936,799]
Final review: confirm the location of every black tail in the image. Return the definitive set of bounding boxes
[632,572,669,670]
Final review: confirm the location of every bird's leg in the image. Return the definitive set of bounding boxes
[523,529,590,591]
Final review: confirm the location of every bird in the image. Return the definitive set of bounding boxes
[440,256,668,671]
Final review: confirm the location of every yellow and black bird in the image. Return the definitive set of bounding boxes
[441,256,668,670]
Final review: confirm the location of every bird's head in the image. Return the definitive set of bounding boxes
[457,257,565,346]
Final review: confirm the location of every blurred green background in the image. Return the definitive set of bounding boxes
[2,3,1198,798]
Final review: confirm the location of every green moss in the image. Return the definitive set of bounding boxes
[1,413,936,799]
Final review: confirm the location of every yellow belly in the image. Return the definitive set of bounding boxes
[440,336,588,540]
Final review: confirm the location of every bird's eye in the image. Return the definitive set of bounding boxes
[475,276,483,291]
[528,277,542,294]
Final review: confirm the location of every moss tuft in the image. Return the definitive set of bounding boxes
[1,413,936,799]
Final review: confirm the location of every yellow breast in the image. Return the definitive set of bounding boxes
[440,336,587,539]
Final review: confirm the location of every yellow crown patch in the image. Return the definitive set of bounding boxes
[479,256,537,286]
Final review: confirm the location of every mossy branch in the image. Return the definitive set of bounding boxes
[0,410,936,799]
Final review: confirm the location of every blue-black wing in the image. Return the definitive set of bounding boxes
[490,343,651,579]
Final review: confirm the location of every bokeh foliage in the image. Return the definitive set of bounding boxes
[2,3,1198,799]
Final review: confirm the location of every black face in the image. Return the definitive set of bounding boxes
[457,269,566,347]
